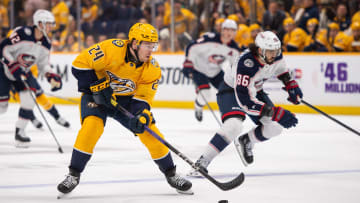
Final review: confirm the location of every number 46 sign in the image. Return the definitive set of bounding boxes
[321,62,348,82]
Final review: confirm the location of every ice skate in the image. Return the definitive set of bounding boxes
[31,118,43,129]
[234,134,254,166]
[56,117,70,128]
[165,167,193,195]
[187,155,209,177]
[195,108,203,122]
[57,169,80,199]
[15,128,31,148]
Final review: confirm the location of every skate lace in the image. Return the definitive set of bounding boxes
[196,156,210,168]
[170,174,187,187]
[62,175,78,188]
[244,139,253,156]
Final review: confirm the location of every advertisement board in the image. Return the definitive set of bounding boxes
[38,53,360,113]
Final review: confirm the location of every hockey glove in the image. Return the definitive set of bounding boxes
[45,72,62,91]
[284,80,303,105]
[90,78,113,108]
[271,106,298,128]
[129,109,152,134]
[182,59,194,78]
[8,62,27,81]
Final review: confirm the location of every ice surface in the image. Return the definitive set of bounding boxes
[0,104,360,203]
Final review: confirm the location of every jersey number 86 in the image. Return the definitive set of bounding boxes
[236,74,249,87]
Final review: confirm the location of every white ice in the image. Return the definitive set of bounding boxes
[0,104,360,203]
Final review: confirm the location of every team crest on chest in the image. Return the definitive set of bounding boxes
[24,28,32,36]
[106,71,136,94]
[244,59,254,68]
[112,40,124,47]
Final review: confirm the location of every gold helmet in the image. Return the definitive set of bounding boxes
[227,14,239,23]
[306,18,319,27]
[249,23,261,32]
[328,22,340,30]
[283,17,295,26]
[128,23,158,45]
[351,21,360,31]
[215,18,225,25]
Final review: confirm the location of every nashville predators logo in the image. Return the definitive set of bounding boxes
[112,40,124,47]
[106,71,136,94]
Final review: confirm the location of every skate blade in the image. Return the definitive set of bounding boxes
[15,141,30,148]
[57,192,69,199]
[176,188,194,195]
[234,141,249,167]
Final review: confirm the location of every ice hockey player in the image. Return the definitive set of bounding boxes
[57,22,193,198]
[0,9,63,147]
[182,19,241,122]
[9,70,70,129]
[188,31,301,176]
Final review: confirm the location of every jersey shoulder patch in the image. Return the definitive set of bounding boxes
[13,26,34,42]
[244,58,254,68]
[112,39,124,47]
[237,52,259,76]
[150,57,160,68]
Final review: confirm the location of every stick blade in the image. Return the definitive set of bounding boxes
[218,173,245,191]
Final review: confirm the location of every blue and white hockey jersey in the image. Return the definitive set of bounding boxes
[224,49,288,116]
[185,32,241,78]
[0,26,52,81]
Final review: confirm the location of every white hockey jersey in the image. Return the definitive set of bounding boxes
[185,32,241,78]
[224,49,288,116]
[0,26,52,81]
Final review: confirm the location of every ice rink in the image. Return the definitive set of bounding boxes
[0,104,360,203]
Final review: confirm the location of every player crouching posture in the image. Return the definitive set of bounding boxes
[0,10,62,147]
[57,23,192,197]
[189,31,302,175]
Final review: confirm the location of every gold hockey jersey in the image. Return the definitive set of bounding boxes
[72,39,161,106]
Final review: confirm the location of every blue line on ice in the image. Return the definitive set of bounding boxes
[1,169,359,189]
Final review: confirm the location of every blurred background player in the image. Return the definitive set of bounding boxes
[188,31,301,176]
[57,23,193,197]
[9,64,70,129]
[182,19,241,122]
[0,9,62,147]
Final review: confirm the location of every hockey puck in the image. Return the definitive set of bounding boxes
[218,200,228,203]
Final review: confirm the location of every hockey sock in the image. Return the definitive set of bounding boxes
[195,99,204,110]
[195,88,211,107]
[47,106,60,120]
[70,149,92,173]
[36,94,53,110]
[248,124,268,143]
[201,133,230,162]
[154,152,175,174]
[16,108,33,129]
[19,108,36,120]
[247,122,283,144]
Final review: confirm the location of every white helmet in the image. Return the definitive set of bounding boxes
[221,19,237,30]
[33,9,55,41]
[255,31,281,50]
[33,9,55,28]
[255,31,281,63]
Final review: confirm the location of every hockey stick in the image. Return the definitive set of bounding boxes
[110,99,245,191]
[21,78,64,153]
[45,92,79,104]
[301,99,360,136]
